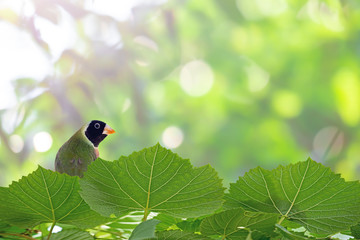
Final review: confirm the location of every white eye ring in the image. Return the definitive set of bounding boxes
[94,123,101,129]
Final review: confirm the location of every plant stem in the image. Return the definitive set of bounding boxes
[47,221,56,240]
[278,215,286,225]
[142,208,149,221]
[0,232,37,240]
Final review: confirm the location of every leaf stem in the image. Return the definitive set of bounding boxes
[0,232,37,240]
[143,145,158,222]
[47,221,56,240]
[142,208,150,221]
[278,215,286,225]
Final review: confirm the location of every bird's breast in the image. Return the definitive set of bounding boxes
[94,147,99,158]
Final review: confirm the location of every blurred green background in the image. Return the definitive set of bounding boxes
[0,0,359,187]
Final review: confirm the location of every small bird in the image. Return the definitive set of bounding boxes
[55,120,115,177]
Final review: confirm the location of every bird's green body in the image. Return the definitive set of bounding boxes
[55,120,114,177]
[55,126,96,177]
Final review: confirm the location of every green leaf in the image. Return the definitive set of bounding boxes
[129,219,160,240]
[150,230,211,239]
[80,144,224,219]
[0,166,109,229]
[200,208,278,239]
[224,158,360,235]
[51,229,93,240]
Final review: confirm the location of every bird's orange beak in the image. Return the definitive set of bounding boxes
[103,125,115,135]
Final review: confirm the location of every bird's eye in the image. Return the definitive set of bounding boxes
[94,123,100,129]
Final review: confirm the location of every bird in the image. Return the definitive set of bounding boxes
[55,120,115,177]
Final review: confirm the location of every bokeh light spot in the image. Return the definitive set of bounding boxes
[180,60,214,97]
[332,69,360,126]
[33,132,53,152]
[298,0,344,32]
[272,90,302,118]
[245,61,270,92]
[9,134,24,153]
[162,126,184,149]
[122,98,132,113]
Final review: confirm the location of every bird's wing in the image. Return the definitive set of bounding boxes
[55,140,96,177]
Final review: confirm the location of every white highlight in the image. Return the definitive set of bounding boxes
[0,22,51,110]
[48,225,62,233]
[162,126,184,149]
[34,9,77,61]
[0,0,35,17]
[83,15,122,47]
[85,0,135,21]
[9,134,24,153]
[180,60,214,97]
[33,132,53,152]
[84,0,167,21]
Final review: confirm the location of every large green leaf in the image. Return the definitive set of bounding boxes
[224,159,360,235]
[200,208,278,240]
[129,219,160,240]
[0,166,109,229]
[80,144,224,219]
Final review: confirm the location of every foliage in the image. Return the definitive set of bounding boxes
[224,159,360,234]
[1,144,360,239]
[0,167,109,229]
[79,144,224,220]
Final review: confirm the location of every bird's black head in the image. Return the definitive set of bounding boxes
[85,120,115,147]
